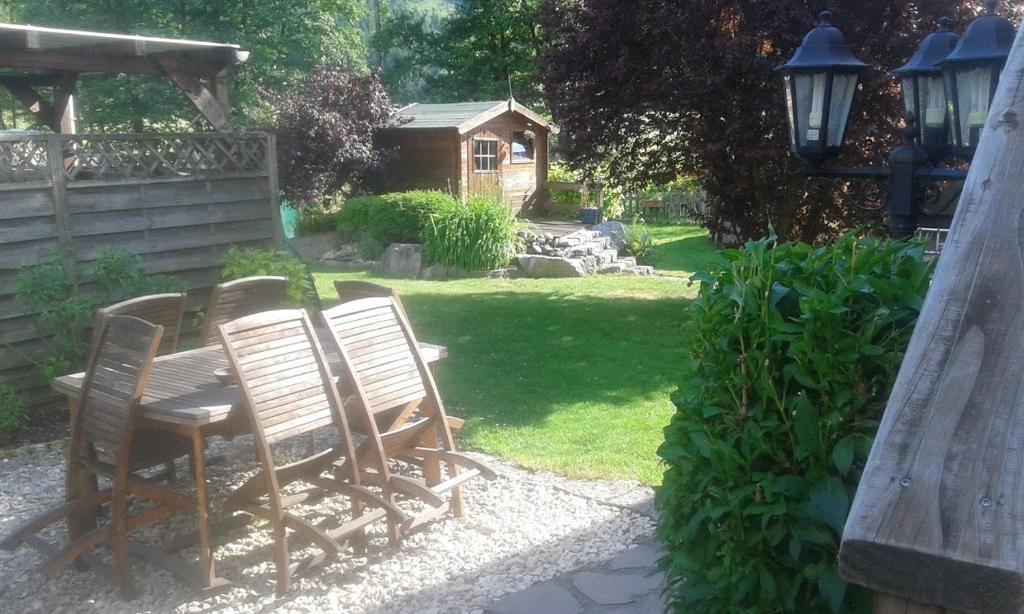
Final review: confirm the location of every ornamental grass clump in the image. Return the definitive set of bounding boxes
[656,233,932,613]
[422,195,522,271]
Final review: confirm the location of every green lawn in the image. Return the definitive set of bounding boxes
[313,225,717,485]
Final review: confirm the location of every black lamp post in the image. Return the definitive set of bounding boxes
[779,2,1016,240]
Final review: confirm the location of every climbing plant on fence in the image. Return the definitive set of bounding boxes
[656,233,932,613]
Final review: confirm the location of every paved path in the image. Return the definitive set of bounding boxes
[484,539,666,613]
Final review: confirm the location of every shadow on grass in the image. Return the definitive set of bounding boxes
[325,288,693,433]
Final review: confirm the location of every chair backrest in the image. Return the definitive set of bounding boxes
[320,296,428,418]
[76,315,163,464]
[334,281,407,317]
[218,309,349,449]
[200,276,288,346]
[91,293,187,356]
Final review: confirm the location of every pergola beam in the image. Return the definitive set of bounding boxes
[1,72,77,133]
[157,58,231,131]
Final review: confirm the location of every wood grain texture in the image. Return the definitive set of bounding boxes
[198,276,288,346]
[839,24,1024,613]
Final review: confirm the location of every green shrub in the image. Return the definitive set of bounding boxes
[422,196,523,271]
[656,233,932,613]
[623,217,655,265]
[294,195,343,236]
[220,247,315,307]
[337,191,458,257]
[0,378,26,433]
[16,249,183,383]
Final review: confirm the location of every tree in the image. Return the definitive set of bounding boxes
[3,0,368,130]
[271,65,393,206]
[375,0,543,105]
[538,0,1010,243]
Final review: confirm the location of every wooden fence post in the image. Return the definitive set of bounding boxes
[46,133,74,277]
[264,132,284,248]
[839,21,1024,614]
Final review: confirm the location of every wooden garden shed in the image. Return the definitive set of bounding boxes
[374,99,557,215]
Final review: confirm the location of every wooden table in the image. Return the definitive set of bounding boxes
[52,340,447,592]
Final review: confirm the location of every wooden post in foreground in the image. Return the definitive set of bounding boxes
[839,20,1024,614]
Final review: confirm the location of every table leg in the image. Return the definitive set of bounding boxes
[190,429,216,588]
[65,398,98,541]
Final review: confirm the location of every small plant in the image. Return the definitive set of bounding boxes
[16,249,183,384]
[656,233,932,613]
[422,195,523,271]
[221,247,315,307]
[623,217,656,265]
[293,195,343,236]
[0,378,26,434]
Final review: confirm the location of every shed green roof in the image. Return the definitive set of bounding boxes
[393,101,505,129]
[388,99,558,134]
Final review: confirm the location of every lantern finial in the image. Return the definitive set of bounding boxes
[938,16,950,31]
[985,0,998,16]
[818,10,832,26]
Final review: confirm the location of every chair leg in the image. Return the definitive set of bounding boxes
[111,494,132,599]
[273,520,290,596]
[385,491,401,546]
[164,460,177,484]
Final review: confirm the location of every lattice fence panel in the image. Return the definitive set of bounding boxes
[63,133,268,181]
[0,138,49,183]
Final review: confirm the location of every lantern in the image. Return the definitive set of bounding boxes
[893,18,959,159]
[778,11,868,163]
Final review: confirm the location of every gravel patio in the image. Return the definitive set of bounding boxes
[0,431,656,613]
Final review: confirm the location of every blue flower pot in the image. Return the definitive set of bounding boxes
[580,207,600,225]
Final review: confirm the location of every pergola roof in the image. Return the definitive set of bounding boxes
[0,23,248,77]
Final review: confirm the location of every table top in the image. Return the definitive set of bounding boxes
[53,341,447,428]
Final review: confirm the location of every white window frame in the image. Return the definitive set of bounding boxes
[473,138,499,173]
[510,131,535,164]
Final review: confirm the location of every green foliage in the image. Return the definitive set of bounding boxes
[374,0,542,105]
[422,195,522,270]
[0,378,25,434]
[337,191,458,258]
[656,233,932,613]
[16,250,183,383]
[623,218,655,265]
[294,196,344,236]
[220,247,314,307]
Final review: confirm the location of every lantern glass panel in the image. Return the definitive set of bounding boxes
[954,65,993,149]
[827,72,858,147]
[919,75,947,147]
[794,72,828,147]
[783,74,797,148]
[901,77,918,119]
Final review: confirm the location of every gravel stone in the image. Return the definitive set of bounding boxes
[0,433,654,613]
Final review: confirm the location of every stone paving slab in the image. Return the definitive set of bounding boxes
[485,539,666,614]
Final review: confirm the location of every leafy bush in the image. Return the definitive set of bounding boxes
[272,65,393,207]
[293,195,343,236]
[623,217,655,265]
[337,190,459,258]
[220,247,315,307]
[0,378,25,434]
[656,233,932,613]
[422,195,522,271]
[16,249,183,383]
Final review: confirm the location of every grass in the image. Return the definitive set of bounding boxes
[312,224,718,485]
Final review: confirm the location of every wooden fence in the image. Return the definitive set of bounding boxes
[0,131,281,405]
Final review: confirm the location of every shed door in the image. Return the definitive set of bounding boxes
[468,136,502,198]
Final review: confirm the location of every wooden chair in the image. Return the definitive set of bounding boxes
[91,293,187,357]
[334,280,407,315]
[217,309,405,596]
[91,293,189,481]
[1,316,195,599]
[319,297,496,541]
[198,276,288,346]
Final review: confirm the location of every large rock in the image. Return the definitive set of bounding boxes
[517,255,594,278]
[378,243,422,278]
[287,231,338,260]
[592,221,629,252]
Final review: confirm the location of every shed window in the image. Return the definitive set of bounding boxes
[473,138,498,172]
[511,131,535,163]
